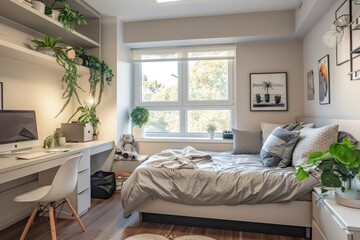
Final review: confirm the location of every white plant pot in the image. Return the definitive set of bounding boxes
[133,127,145,139]
[32,1,45,14]
[335,178,360,208]
[51,9,60,20]
[208,132,215,139]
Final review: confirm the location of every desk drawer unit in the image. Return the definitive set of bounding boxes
[312,193,352,240]
[77,169,90,193]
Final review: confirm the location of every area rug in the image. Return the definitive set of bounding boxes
[125,234,216,240]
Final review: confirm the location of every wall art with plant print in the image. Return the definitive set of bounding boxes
[250,72,288,111]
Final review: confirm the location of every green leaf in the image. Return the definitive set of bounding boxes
[295,166,310,181]
[330,143,357,166]
[321,170,342,188]
[307,151,325,164]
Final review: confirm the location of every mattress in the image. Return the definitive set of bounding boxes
[121,149,318,217]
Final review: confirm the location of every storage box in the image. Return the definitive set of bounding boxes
[61,123,93,142]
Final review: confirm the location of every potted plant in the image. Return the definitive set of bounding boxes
[68,102,100,140]
[32,0,46,14]
[295,138,360,207]
[206,123,217,139]
[31,35,63,56]
[43,129,63,148]
[57,0,87,31]
[262,81,273,103]
[130,106,150,139]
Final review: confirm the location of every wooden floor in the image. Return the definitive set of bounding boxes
[0,191,306,240]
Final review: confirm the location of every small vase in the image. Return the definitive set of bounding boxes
[32,1,45,14]
[335,178,360,208]
[51,9,60,20]
[208,132,215,139]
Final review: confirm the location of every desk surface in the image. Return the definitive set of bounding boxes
[0,140,114,184]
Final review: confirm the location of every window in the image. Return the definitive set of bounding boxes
[133,45,235,137]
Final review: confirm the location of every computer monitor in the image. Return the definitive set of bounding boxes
[0,110,39,154]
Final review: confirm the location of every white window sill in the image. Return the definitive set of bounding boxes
[136,137,233,144]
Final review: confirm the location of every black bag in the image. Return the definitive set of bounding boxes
[91,171,116,199]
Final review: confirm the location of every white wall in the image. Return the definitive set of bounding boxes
[236,40,304,129]
[303,0,360,119]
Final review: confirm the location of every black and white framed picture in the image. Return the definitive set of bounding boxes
[250,72,288,111]
[307,70,315,101]
[0,82,3,110]
[319,55,330,105]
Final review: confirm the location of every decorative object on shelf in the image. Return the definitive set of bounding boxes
[56,0,87,31]
[295,138,360,207]
[31,35,63,56]
[206,123,216,139]
[335,0,351,65]
[68,101,100,140]
[0,82,2,110]
[32,0,45,14]
[130,106,150,138]
[250,72,288,111]
[319,55,330,105]
[43,128,63,148]
[307,70,314,101]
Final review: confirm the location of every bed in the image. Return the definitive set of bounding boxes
[120,117,360,238]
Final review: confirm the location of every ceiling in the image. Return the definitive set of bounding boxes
[83,0,301,22]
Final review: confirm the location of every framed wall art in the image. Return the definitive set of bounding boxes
[307,70,315,101]
[319,55,330,105]
[250,72,288,111]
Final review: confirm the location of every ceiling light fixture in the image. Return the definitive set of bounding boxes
[157,0,182,3]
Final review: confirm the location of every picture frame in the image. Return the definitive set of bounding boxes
[319,55,330,105]
[250,72,288,111]
[307,70,315,101]
[0,82,3,110]
[335,0,350,66]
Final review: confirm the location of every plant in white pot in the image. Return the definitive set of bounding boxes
[130,106,150,139]
[206,123,217,139]
[295,138,360,208]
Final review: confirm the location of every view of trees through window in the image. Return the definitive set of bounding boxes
[136,50,233,136]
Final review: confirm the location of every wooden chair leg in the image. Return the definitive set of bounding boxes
[49,206,57,240]
[51,202,57,222]
[64,198,85,232]
[20,203,39,240]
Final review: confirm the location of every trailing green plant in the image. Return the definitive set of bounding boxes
[86,54,114,107]
[295,138,360,195]
[68,102,100,128]
[130,106,150,128]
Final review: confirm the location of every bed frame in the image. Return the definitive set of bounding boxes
[138,117,360,239]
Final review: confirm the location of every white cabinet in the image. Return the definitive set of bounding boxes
[312,189,360,240]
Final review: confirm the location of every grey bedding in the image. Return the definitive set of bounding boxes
[121,149,319,217]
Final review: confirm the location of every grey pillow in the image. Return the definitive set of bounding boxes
[338,131,358,144]
[260,127,300,168]
[232,128,262,154]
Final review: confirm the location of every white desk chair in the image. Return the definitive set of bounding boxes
[14,154,85,240]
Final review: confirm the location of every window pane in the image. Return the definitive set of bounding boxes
[141,62,179,102]
[188,59,229,101]
[187,110,231,133]
[146,110,180,133]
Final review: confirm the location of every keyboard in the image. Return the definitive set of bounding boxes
[16,151,53,160]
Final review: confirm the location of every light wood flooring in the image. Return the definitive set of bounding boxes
[0,191,306,240]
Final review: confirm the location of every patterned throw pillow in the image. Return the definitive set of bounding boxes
[260,127,300,168]
[292,124,339,166]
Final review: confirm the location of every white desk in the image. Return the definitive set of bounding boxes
[0,140,114,230]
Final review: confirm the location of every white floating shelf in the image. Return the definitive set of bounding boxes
[0,0,99,48]
[0,39,89,75]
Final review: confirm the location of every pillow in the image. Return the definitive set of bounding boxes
[260,127,300,168]
[338,131,358,144]
[260,122,283,143]
[232,128,262,154]
[292,124,339,166]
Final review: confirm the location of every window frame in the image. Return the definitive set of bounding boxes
[134,49,235,138]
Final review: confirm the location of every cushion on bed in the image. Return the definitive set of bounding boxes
[260,127,300,167]
[292,124,339,166]
[338,131,358,144]
[260,122,283,142]
[232,128,262,154]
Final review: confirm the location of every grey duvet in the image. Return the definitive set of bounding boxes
[121,148,319,217]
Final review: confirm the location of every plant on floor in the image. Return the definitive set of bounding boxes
[295,138,360,195]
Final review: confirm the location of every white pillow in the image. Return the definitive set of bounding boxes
[260,122,283,142]
[292,124,339,166]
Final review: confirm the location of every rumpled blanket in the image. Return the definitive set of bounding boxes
[144,146,212,169]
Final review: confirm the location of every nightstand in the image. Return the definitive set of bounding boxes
[312,187,360,240]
